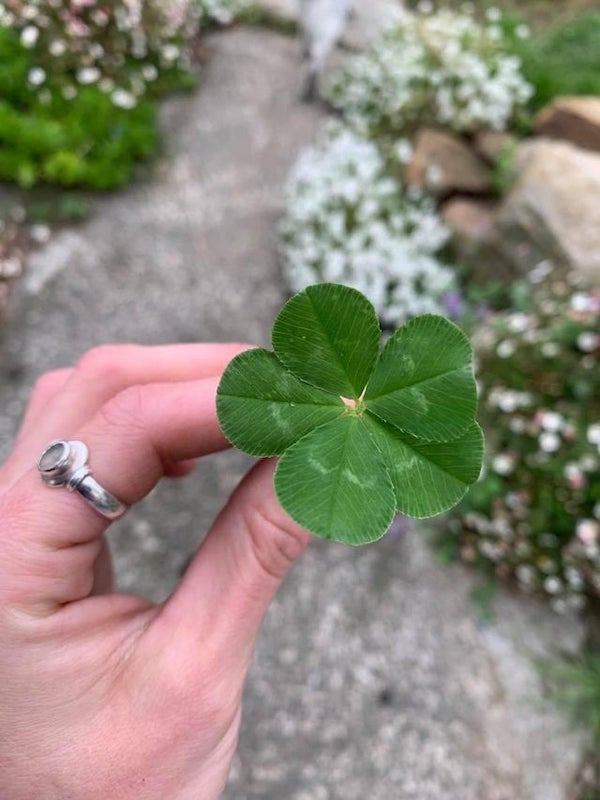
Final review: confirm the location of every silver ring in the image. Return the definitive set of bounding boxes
[38,440,128,521]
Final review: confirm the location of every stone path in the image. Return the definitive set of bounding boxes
[0,25,587,800]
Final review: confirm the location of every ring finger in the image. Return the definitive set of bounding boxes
[1,375,229,614]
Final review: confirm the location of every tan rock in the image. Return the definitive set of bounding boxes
[475,129,516,164]
[442,198,512,279]
[535,96,600,153]
[497,139,600,281]
[406,128,492,196]
[442,197,496,241]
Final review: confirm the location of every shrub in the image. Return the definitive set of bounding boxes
[0,27,161,189]
[279,125,455,327]
[0,0,194,109]
[0,0,203,191]
[449,274,600,613]
[326,6,533,137]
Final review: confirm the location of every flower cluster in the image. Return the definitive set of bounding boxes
[326,6,533,135]
[196,0,249,26]
[450,274,600,612]
[0,0,195,108]
[279,124,454,326]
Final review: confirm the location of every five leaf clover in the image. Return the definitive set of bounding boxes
[217,283,484,545]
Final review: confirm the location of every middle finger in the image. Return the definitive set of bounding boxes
[5,342,247,482]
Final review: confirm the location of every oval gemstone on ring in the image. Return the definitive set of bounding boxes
[38,441,70,474]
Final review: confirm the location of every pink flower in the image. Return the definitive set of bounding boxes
[576,519,599,546]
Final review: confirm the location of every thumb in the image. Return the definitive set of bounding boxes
[159,459,311,665]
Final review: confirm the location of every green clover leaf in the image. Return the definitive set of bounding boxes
[217,283,484,545]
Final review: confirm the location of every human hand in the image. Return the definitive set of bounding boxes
[0,344,310,800]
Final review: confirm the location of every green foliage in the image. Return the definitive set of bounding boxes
[545,653,600,746]
[0,27,193,190]
[490,139,518,196]
[237,3,298,35]
[217,283,483,545]
[502,11,600,111]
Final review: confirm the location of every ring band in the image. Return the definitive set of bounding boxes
[38,440,128,521]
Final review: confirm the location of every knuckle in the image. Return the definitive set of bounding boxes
[75,344,134,384]
[242,502,309,583]
[98,383,148,432]
[32,368,69,398]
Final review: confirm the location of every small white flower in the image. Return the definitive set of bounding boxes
[492,453,515,475]
[496,340,515,359]
[394,138,413,164]
[28,67,46,87]
[49,39,66,57]
[508,313,530,332]
[587,423,600,446]
[142,64,159,82]
[425,163,443,187]
[77,67,101,85]
[516,564,536,586]
[515,24,530,39]
[539,432,560,453]
[576,519,599,546]
[111,89,137,109]
[509,416,526,434]
[162,44,180,62]
[541,342,559,358]
[485,7,501,22]
[540,411,563,432]
[543,576,562,595]
[577,332,599,352]
[30,224,51,244]
[62,85,78,100]
[20,25,39,48]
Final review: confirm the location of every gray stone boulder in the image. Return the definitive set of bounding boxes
[496,139,600,282]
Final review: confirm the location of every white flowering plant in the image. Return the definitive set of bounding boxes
[326,6,533,136]
[448,277,600,613]
[279,125,455,327]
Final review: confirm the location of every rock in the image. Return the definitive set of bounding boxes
[475,129,516,164]
[442,198,514,280]
[535,96,600,153]
[443,197,496,241]
[497,139,600,281]
[406,128,492,197]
